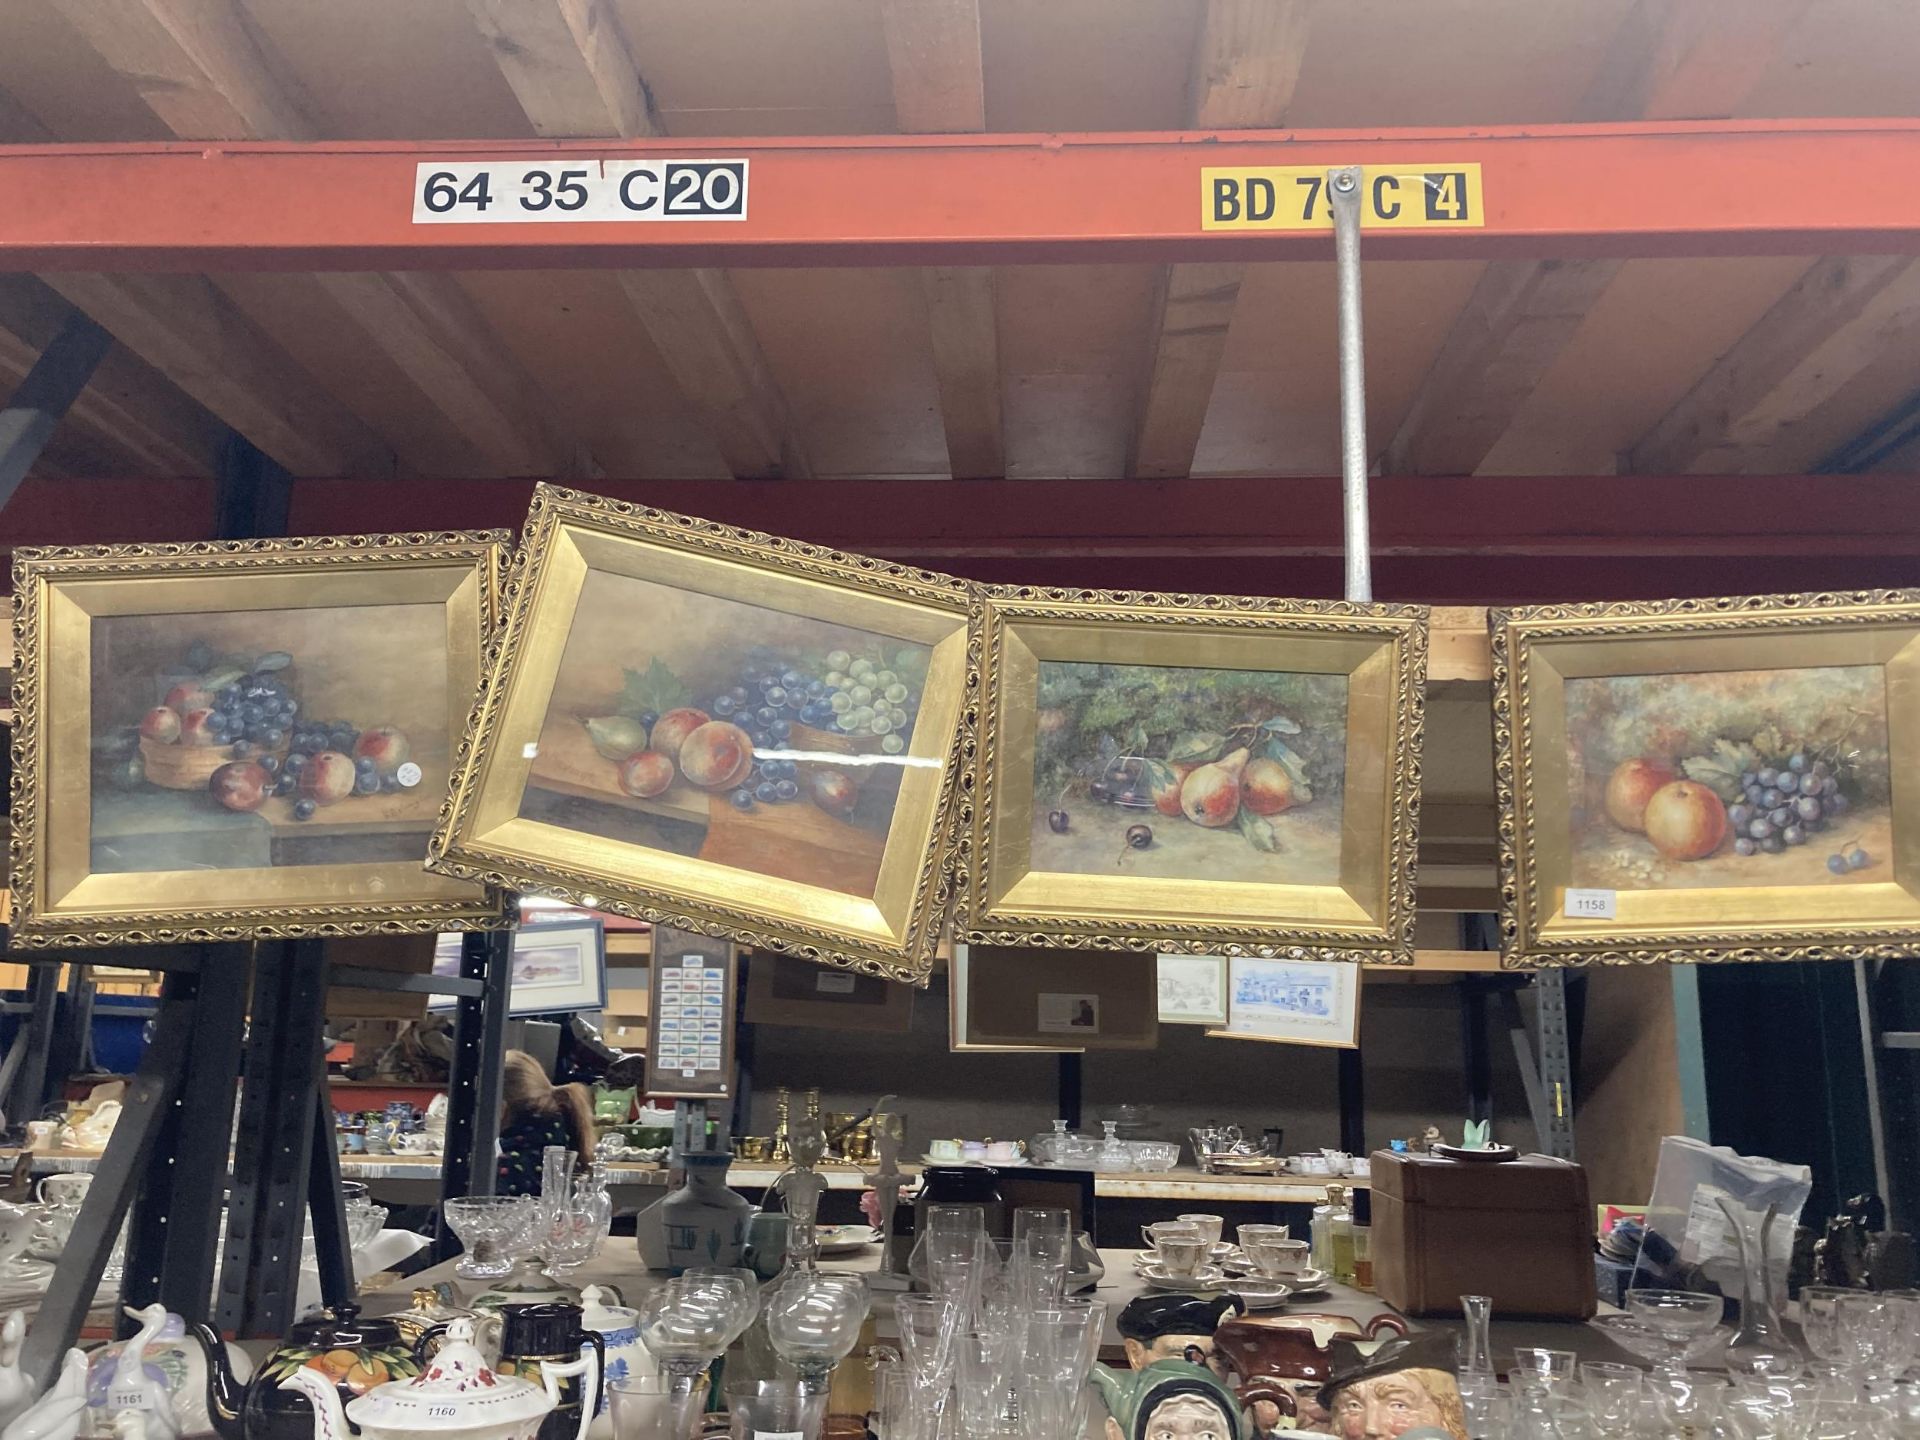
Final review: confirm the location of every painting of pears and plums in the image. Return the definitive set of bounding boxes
[1566,664,1892,890]
[1029,661,1349,884]
[90,606,451,873]
[516,567,937,901]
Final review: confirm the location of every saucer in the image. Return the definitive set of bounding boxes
[1139,1264,1228,1292]
[1230,1264,1329,1290]
[1229,1279,1292,1310]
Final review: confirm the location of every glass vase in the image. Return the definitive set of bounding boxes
[1718,1195,1801,1380]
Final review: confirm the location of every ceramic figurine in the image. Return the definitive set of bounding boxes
[103,1308,179,1440]
[0,1314,31,1432]
[92,1311,248,1440]
[280,1317,594,1440]
[1116,1295,1242,1372]
[861,1097,907,1289]
[4,1351,90,1440]
[1814,1192,1877,1288]
[1213,1313,1409,1435]
[1093,1357,1245,1440]
[1316,1332,1468,1440]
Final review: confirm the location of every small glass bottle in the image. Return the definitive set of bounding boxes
[1311,1183,1341,1273]
[1349,1188,1373,1292]
[1328,1184,1356,1285]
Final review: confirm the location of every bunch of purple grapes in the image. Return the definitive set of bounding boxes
[1727,752,1848,857]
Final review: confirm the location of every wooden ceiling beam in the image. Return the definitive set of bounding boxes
[42,272,390,477]
[311,272,576,478]
[1129,0,1311,479]
[55,0,583,480]
[468,0,804,480]
[1625,256,1920,474]
[0,276,224,478]
[881,0,1003,479]
[1386,0,1805,478]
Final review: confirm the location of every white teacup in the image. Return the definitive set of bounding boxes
[1154,1236,1208,1278]
[1142,1220,1200,1252]
[1177,1213,1224,1249]
[928,1139,963,1161]
[984,1141,1023,1164]
[1244,1235,1311,1276]
[35,1174,89,1205]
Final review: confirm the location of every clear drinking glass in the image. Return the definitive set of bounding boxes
[895,1294,961,1435]
[1806,1399,1895,1440]
[763,1272,870,1393]
[725,1378,827,1440]
[1012,1207,1071,1303]
[608,1375,673,1440]
[1512,1348,1578,1393]
[954,1327,1012,1434]
[1459,1295,1496,1376]
[1576,1362,1643,1435]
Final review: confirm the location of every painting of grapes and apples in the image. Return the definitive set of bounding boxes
[1028,660,1349,884]
[88,605,450,873]
[519,568,933,900]
[1565,664,1892,891]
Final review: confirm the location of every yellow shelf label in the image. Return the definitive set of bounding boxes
[1201,164,1484,231]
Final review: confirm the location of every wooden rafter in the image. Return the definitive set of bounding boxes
[1385,0,1807,477]
[52,0,580,478]
[42,272,389,477]
[881,0,1002,479]
[1626,256,1920,474]
[0,276,224,478]
[468,0,807,479]
[1129,0,1311,479]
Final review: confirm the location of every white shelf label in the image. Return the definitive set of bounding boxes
[1564,887,1617,920]
[412,160,748,224]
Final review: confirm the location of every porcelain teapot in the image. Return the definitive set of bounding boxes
[280,1318,594,1440]
[194,1302,419,1440]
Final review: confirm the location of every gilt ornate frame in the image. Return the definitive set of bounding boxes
[955,587,1427,963]
[427,485,972,983]
[11,532,510,947]
[1492,590,1920,967]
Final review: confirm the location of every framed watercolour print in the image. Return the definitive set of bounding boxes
[1156,953,1228,1026]
[428,485,972,983]
[10,533,510,947]
[1492,590,1920,967]
[1208,955,1362,1048]
[955,587,1428,962]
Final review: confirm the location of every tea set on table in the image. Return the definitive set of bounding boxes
[1136,1213,1331,1310]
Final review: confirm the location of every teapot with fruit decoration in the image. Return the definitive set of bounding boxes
[280,1318,595,1440]
[194,1302,423,1440]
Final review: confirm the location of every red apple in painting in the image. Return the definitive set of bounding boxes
[1605,757,1679,833]
[678,721,754,791]
[1181,747,1249,828]
[139,707,182,743]
[353,726,412,778]
[1642,780,1728,861]
[811,769,857,819]
[164,682,215,714]
[178,709,220,746]
[300,750,357,806]
[208,761,270,813]
[648,707,710,760]
[1150,764,1185,818]
[1240,757,1296,816]
[617,749,675,798]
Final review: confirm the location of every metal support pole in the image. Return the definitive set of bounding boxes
[119,943,248,1331]
[4,964,59,1127]
[1337,1048,1366,1155]
[1535,970,1576,1160]
[1329,165,1373,604]
[0,312,111,510]
[1057,1053,1083,1131]
[21,970,200,1390]
[307,1087,353,1309]
[1852,958,1893,1214]
[437,928,512,1255]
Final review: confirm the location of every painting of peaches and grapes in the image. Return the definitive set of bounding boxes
[517,568,933,901]
[1028,660,1349,883]
[1565,664,1892,890]
[88,605,449,873]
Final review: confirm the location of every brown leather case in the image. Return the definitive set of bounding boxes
[1370,1150,1597,1319]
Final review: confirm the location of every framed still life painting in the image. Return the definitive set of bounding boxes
[955,587,1428,962]
[1492,590,1920,967]
[9,532,510,947]
[428,485,972,982]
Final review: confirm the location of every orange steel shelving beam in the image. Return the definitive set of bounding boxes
[1,120,1918,271]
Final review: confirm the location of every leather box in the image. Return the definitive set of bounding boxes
[1370,1150,1597,1319]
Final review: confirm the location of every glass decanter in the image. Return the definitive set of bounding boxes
[1718,1196,1801,1380]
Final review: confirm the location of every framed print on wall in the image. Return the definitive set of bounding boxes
[1492,590,1920,967]
[428,485,972,983]
[955,586,1428,962]
[10,532,510,947]
[1156,953,1228,1026]
[1208,955,1362,1048]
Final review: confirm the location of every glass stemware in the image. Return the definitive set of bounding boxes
[638,1275,757,1440]
[444,1195,527,1279]
[763,1272,870,1393]
[1621,1289,1726,1382]
[895,1294,961,1435]
[1011,1207,1071,1305]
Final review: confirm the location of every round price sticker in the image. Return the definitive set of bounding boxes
[395,761,423,788]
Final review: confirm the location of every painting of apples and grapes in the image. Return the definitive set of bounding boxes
[89,605,450,872]
[516,567,933,900]
[1028,661,1349,883]
[1565,664,1892,890]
